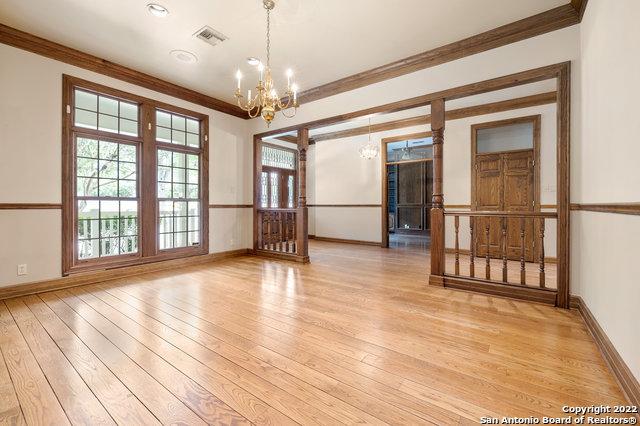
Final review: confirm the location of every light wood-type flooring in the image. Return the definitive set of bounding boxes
[0,241,627,425]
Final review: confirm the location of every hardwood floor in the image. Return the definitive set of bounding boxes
[0,241,628,425]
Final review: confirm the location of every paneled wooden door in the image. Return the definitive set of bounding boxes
[473,150,535,261]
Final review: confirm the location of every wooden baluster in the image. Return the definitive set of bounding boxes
[266,213,272,250]
[539,218,546,288]
[454,215,460,276]
[502,217,508,283]
[262,213,267,250]
[258,212,263,249]
[469,217,475,278]
[289,212,293,253]
[284,213,289,253]
[292,211,297,254]
[270,212,275,251]
[485,223,490,280]
[277,212,282,252]
[520,217,526,285]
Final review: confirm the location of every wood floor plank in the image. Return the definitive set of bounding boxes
[22,294,161,425]
[0,336,25,425]
[4,298,115,425]
[0,241,629,424]
[0,303,69,425]
[39,292,207,425]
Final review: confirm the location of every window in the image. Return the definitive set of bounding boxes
[76,137,139,260]
[62,75,208,274]
[476,122,534,154]
[157,149,201,249]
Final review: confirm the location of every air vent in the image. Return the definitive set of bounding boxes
[194,26,228,46]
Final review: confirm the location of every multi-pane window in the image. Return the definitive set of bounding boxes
[63,76,208,274]
[74,89,138,137]
[262,145,295,169]
[76,137,138,259]
[156,110,200,148]
[157,149,201,249]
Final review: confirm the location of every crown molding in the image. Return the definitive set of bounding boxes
[0,23,246,118]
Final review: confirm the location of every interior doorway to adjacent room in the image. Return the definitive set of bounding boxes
[381,132,434,250]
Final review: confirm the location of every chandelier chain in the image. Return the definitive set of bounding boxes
[266,7,271,67]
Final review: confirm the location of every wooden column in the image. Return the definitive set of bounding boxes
[556,63,570,308]
[429,98,445,286]
[252,136,262,252]
[296,128,310,263]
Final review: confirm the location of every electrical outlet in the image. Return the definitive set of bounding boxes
[17,264,28,276]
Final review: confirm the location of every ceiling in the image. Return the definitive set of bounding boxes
[0,0,567,104]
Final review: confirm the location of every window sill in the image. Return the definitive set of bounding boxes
[64,247,207,276]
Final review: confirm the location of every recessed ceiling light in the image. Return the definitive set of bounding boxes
[247,57,261,66]
[147,3,169,18]
[170,50,198,64]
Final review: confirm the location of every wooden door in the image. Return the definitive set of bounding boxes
[503,151,535,261]
[474,150,535,261]
[261,167,296,209]
[395,162,432,234]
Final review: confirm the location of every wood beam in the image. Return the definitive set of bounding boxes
[571,0,590,21]
[256,62,567,139]
[272,135,299,144]
[0,23,246,118]
[310,92,557,143]
[289,5,579,106]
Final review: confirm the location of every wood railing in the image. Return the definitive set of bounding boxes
[443,210,558,301]
[257,208,298,254]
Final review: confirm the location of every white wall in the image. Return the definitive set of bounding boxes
[573,0,640,382]
[0,43,253,287]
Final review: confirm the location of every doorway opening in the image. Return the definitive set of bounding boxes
[382,132,433,250]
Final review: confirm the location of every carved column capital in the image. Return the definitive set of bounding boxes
[431,127,444,208]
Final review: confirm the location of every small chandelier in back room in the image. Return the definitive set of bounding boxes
[234,0,299,126]
[359,118,379,159]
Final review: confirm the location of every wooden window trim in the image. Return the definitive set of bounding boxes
[62,74,209,275]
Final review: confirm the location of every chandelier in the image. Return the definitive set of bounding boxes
[234,0,299,126]
[358,118,379,159]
